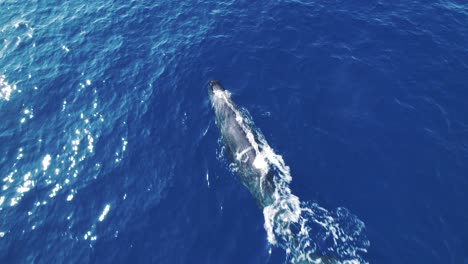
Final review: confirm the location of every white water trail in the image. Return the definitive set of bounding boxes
[254,119,369,263]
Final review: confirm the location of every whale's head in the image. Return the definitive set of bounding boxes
[208,80,225,94]
[208,80,226,107]
[208,80,233,122]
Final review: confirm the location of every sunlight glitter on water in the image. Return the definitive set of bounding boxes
[98,204,111,222]
[0,75,16,101]
[16,172,34,194]
[83,230,96,241]
[42,154,51,171]
[49,184,62,198]
[0,77,104,211]
[114,138,128,163]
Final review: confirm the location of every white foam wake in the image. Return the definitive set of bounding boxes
[256,121,369,263]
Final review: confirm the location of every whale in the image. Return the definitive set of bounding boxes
[208,80,345,264]
[208,80,275,208]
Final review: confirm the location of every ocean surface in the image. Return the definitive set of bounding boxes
[0,0,467,263]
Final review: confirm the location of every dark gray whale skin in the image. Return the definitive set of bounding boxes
[208,80,275,208]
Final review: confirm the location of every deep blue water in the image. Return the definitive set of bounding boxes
[1,0,467,263]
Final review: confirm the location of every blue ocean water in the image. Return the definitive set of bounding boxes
[1,0,467,263]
